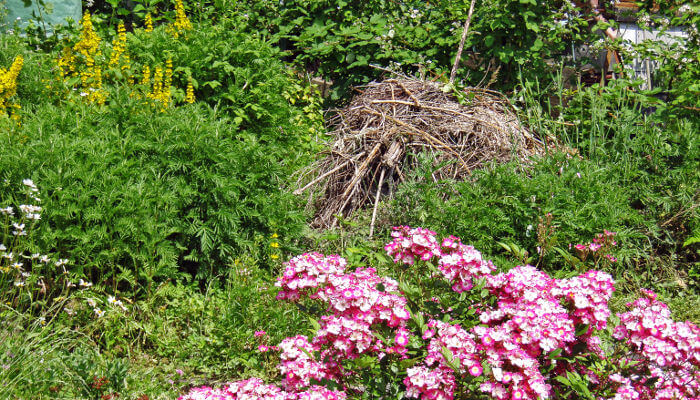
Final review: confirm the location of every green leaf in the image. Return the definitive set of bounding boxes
[526,22,540,33]
[308,317,321,333]
[548,348,563,359]
[684,236,700,246]
[575,324,589,336]
[531,38,544,51]
[440,346,461,372]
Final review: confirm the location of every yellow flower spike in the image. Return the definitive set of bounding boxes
[109,22,128,70]
[74,12,101,59]
[160,59,173,107]
[141,65,151,86]
[168,0,192,38]
[0,55,23,118]
[144,13,154,32]
[68,11,106,105]
[185,77,195,103]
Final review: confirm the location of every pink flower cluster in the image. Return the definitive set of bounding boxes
[277,260,413,360]
[278,335,329,391]
[276,252,413,381]
[555,270,615,331]
[385,226,441,265]
[573,230,618,263]
[476,266,573,399]
[611,289,700,400]
[438,236,495,292]
[275,253,347,301]
[178,378,346,400]
[424,320,482,376]
[180,227,699,400]
[404,320,483,400]
[316,267,408,327]
[384,228,619,400]
[404,365,456,400]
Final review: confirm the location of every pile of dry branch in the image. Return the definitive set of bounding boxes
[295,78,546,231]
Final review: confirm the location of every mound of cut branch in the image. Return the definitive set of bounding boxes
[296,78,546,230]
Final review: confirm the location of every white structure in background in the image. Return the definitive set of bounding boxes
[617,23,688,90]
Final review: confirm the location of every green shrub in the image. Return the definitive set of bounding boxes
[0,92,307,291]
[516,73,699,278]
[387,154,663,276]
[212,0,596,101]
[125,19,320,159]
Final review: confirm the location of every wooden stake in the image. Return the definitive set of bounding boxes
[369,167,386,237]
[450,0,478,85]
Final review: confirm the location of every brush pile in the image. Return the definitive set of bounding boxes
[296,78,546,230]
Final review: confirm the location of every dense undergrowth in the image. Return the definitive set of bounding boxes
[1,0,698,399]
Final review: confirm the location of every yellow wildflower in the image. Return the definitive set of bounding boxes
[70,12,106,105]
[0,55,24,119]
[141,65,151,86]
[185,78,195,103]
[144,13,154,32]
[167,0,192,38]
[74,12,101,60]
[109,22,129,72]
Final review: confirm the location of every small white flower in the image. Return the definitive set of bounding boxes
[94,308,104,317]
[14,281,24,287]
[0,244,6,251]
[40,255,50,263]
[0,207,13,216]
[79,279,93,288]
[87,298,97,307]
[22,179,36,188]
